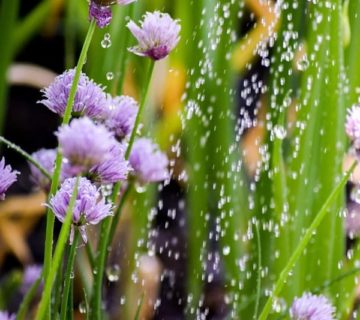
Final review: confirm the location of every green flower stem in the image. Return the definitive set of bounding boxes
[114,4,135,95]
[108,182,133,248]
[258,161,356,320]
[85,241,95,270]
[63,20,96,125]
[60,230,80,320]
[0,136,51,179]
[0,0,19,135]
[16,278,41,320]
[36,177,80,320]
[42,19,96,317]
[125,60,155,159]
[91,218,111,320]
[253,222,262,320]
[91,58,155,320]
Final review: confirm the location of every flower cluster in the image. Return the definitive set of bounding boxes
[0,158,18,200]
[104,95,138,140]
[127,11,181,60]
[89,0,137,28]
[0,311,15,320]
[290,293,335,320]
[129,138,169,183]
[39,69,107,119]
[49,177,112,243]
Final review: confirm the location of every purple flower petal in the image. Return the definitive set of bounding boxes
[0,158,19,200]
[127,11,181,60]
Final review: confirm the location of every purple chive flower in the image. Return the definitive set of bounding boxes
[89,0,137,28]
[104,95,138,139]
[21,265,42,294]
[129,138,169,183]
[127,11,181,60]
[29,149,56,190]
[57,117,115,175]
[39,69,107,119]
[0,158,18,200]
[346,105,360,149]
[49,177,112,243]
[90,142,130,184]
[0,311,15,320]
[290,293,335,320]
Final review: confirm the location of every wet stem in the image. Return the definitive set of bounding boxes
[91,59,155,319]
[258,161,356,320]
[41,19,96,318]
[60,230,80,320]
[36,177,80,320]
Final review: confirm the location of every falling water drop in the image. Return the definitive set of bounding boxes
[79,301,87,314]
[350,186,360,204]
[106,72,114,80]
[222,246,230,256]
[273,125,287,139]
[101,33,112,48]
[135,182,147,193]
[296,55,309,71]
[106,264,120,282]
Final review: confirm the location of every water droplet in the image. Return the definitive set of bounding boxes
[223,246,230,256]
[70,271,74,279]
[296,55,309,71]
[101,33,112,48]
[273,125,286,139]
[106,72,114,80]
[106,264,120,282]
[351,186,360,204]
[135,182,147,193]
[79,301,87,314]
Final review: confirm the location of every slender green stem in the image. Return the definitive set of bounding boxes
[42,20,96,316]
[36,178,80,320]
[254,221,262,320]
[16,278,42,320]
[115,5,135,95]
[125,60,155,159]
[60,231,80,320]
[0,136,51,179]
[108,182,133,247]
[0,0,19,135]
[91,218,110,319]
[63,20,96,125]
[258,161,356,320]
[134,293,144,320]
[85,241,95,270]
[52,267,63,319]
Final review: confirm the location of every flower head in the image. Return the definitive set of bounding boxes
[346,105,360,149]
[290,293,335,320]
[127,11,180,60]
[21,265,42,294]
[0,311,15,320]
[0,158,18,200]
[39,69,107,118]
[49,177,112,242]
[29,149,56,190]
[57,117,115,175]
[104,95,138,139]
[129,138,169,183]
[89,0,137,28]
[90,142,130,184]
